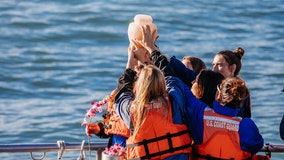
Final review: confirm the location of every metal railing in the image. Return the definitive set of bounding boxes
[0,141,284,160]
[0,140,108,160]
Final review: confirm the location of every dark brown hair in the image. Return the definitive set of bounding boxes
[195,70,224,108]
[215,47,245,76]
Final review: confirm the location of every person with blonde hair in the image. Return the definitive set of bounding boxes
[84,14,159,150]
[114,44,192,160]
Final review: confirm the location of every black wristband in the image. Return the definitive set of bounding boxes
[96,122,110,138]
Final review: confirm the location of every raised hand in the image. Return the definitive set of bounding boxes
[132,25,158,54]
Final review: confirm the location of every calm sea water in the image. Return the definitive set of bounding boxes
[1,0,284,159]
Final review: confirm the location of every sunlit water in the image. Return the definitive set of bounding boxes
[0,0,283,159]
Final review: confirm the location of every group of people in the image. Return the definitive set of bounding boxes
[83,14,281,160]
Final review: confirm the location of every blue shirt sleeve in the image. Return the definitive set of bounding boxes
[164,76,207,144]
[170,56,197,87]
[183,83,207,144]
[239,118,264,154]
[165,76,187,124]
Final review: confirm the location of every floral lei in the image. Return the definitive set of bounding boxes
[82,94,111,126]
[82,92,126,158]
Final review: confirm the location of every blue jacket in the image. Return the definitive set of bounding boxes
[280,114,284,140]
[175,79,264,155]
[165,76,188,124]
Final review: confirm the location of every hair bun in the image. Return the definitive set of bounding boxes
[233,47,245,60]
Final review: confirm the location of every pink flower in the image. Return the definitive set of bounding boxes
[96,106,102,113]
[82,95,111,126]
[103,143,126,156]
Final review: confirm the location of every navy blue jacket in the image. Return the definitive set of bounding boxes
[280,114,284,140]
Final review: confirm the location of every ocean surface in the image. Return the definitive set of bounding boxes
[1,0,284,159]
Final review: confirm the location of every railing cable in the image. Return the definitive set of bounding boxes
[77,140,86,160]
[57,140,66,160]
[1,141,284,160]
[30,151,46,160]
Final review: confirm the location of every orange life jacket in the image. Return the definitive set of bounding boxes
[126,94,193,160]
[252,154,270,160]
[193,107,252,160]
[103,89,130,138]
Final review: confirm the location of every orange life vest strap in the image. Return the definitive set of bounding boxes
[126,130,192,159]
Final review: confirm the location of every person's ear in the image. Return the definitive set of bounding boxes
[229,64,236,76]
[216,91,222,102]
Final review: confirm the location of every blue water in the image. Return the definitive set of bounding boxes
[1,0,284,159]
